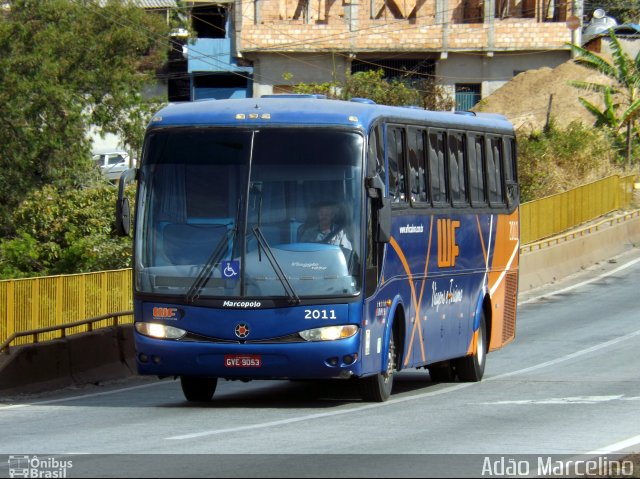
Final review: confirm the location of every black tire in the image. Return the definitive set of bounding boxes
[428,362,456,382]
[358,335,396,402]
[453,312,487,382]
[180,376,218,402]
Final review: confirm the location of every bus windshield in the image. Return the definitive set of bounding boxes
[135,127,364,301]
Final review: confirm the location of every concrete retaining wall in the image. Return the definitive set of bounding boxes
[0,325,135,395]
[519,214,640,292]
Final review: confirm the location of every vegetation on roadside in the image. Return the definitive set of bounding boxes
[585,0,640,24]
[568,31,640,168]
[0,184,133,278]
[0,0,169,279]
[289,69,455,111]
[516,121,627,202]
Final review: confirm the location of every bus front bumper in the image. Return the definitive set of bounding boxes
[134,332,363,380]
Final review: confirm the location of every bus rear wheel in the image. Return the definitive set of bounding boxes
[454,313,487,382]
[180,376,218,402]
[358,335,396,402]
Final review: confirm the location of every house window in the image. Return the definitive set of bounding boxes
[192,5,227,38]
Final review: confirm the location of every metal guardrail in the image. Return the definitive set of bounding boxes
[520,174,636,244]
[0,268,133,351]
[0,310,133,355]
[520,209,640,254]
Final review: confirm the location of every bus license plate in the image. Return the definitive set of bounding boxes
[224,354,262,368]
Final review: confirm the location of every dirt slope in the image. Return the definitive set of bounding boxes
[473,60,620,132]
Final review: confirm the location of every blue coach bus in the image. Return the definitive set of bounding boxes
[116,95,520,402]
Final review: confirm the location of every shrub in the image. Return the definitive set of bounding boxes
[0,183,132,278]
[517,121,624,202]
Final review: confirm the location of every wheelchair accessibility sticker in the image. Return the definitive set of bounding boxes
[221,260,240,279]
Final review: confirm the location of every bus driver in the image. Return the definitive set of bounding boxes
[299,201,352,250]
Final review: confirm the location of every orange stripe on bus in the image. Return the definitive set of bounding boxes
[476,215,487,265]
[389,236,426,365]
[391,217,434,366]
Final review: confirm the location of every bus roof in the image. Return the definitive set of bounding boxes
[148,96,514,135]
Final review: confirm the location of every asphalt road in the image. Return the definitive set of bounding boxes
[1,247,640,478]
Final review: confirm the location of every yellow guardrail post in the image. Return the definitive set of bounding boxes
[6,281,15,343]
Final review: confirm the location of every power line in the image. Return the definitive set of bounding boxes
[79,0,577,94]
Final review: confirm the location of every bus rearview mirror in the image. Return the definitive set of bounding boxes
[376,196,391,244]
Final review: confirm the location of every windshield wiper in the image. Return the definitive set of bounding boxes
[252,226,300,305]
[186,226,235,303]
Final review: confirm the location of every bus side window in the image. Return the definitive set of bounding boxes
[487,136,505,206]
[449,131,467,206]
[469,134,487,206]
[428,130,448,206]
[387,126,406,203]
[408,127,428,204]
[368,124,385,178]
[504,137,519,206]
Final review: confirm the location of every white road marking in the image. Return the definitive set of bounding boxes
[485,328,640,381]
[477,395,635,405]
[166,328,640,440]
[586,434,640,455]
[166,382,474,440]
[0,380,168,411]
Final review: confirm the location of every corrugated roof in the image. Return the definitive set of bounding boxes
[96,0,177,7]
[133,0,177,8]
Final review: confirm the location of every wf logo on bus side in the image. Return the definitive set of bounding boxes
[437,219,460,268]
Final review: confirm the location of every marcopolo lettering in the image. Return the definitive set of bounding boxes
[223,300,262,308]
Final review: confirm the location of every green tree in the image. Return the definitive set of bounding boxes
[569,30,640,166]
[0,0,169,236]
[584,1,640,25]
[0,184,133,278]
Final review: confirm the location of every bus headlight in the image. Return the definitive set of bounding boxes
[299,325,358,342]
[135,322,186,340]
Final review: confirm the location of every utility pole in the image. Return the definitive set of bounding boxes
[569,0,583,56]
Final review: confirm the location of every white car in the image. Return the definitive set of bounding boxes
[93,151,130,181]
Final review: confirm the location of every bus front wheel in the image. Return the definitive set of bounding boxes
[180,376,218,402]
[358,335,396,402]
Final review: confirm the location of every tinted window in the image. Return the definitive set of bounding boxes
[428,130,448,205]
[408,128,428,203]
[368,125,385,178]
[387,127,406,203]
[448,132,467,205]
[504,137,518,206]
[469,135,487,206]
[487,137,505,205]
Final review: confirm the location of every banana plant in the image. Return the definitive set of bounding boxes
[568,30,640,166]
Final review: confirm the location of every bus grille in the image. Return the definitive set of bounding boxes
[502,271,518,343]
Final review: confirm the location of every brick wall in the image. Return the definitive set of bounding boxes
[238,0,574,53]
